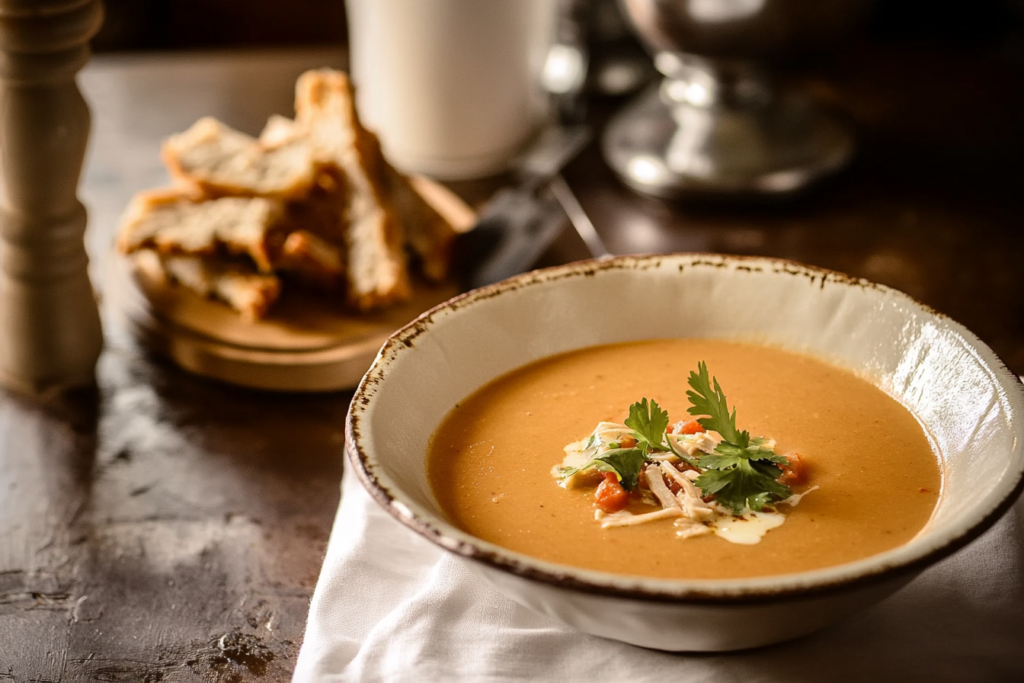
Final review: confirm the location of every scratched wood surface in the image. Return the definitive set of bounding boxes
[1,49,352,683]
[0,38,1023,681]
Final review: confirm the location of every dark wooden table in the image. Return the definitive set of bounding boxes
[0,39,1021,681]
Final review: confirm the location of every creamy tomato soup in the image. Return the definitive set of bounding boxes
[427,339,941,579]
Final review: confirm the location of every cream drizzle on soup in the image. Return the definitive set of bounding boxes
[427,339,942,579]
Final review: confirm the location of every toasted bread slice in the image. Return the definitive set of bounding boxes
[119,70,470,321]
[117,188,285,273]
[135,249,282,320]
[384,165,473,282]
[163,116,318,201]
[268,103,465,284]
[275,229,346,290]
[294,69,410,311]
[259,114,300,149]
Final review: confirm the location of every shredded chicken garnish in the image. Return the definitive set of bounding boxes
[596,507,683,528]
[783,485,819,506]
[554,414,814,545]
[674,517,714,539]
[645,464,680,510]
[660,463,717,522]
[667,430,721,457]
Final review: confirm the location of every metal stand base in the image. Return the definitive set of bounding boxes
[602,55,855,199]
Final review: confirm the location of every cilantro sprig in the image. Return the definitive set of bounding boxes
[625,398,670,453]
[685,362,748,446]
[686,361,791,513]
[559,398,670,491]
[559,447,647,490]
[559,362,793,512]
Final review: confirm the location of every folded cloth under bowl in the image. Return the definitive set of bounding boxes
[293,466,1024,682]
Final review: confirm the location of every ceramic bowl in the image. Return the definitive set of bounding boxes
[345,254,1024,652]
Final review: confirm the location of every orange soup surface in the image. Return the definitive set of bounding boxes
[427,339,941,579]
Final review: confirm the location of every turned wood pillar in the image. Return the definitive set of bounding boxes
[0,0,104,394]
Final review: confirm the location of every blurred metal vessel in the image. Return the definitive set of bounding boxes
[603,0,874,198]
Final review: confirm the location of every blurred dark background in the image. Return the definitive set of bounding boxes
[94,0,346,51]
[94,0,1023,55]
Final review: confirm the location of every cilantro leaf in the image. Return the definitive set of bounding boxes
[696,441,750,470]
[694,459,791,514]
[665,436,700,469]
[747,437,789,464]
[684,362,794,513]
[624,398,670,453]
[594,448,648,490]
[753,450,790,467]
[699,442,790,471]
[559,447,647,491]
[686,362,749,448]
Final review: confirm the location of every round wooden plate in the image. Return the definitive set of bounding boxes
[109,176,474,393]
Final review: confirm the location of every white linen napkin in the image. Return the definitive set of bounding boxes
[293,466,1024,683]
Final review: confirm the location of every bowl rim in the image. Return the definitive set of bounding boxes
[346,253,1024,604]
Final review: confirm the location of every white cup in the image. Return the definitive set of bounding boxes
[345,0,558,180]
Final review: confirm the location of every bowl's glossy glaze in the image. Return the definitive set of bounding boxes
[346,254,1024,651]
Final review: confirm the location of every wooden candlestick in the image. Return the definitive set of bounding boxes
[0,0,104,394]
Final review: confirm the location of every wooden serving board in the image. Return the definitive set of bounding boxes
[109,176,474,393]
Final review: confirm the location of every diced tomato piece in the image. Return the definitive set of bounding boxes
[680,419,705,434]
[778,451,807,486]
[595,472,629,513]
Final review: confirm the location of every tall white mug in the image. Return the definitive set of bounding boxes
[345,0,558,180]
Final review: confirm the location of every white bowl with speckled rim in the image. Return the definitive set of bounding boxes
[346,253,1024,652]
